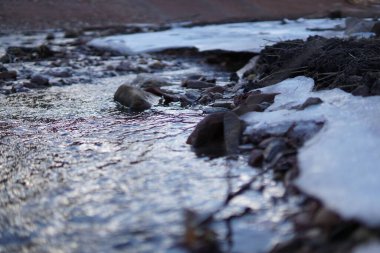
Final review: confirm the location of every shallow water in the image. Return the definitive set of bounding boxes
[0,67,295,253]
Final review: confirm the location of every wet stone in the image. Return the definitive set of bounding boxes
[294,97,323,110]
[30,74,49,86]
[144,87,179,104]
[233,92,278,115]
[248,149,264,167]
[210,100,235,109]
[0,70,17,81]
[371,79,380,95]
[132,73,171,88]
[183,80,216,89]
[371,21,380,37]
[187,112,226,156]
[263,138,288,163]
[223,112,242,155]
[46,69,72,78]
[205,86,225,94]
[184,90,202,101]
[114,84,154,111]
[313,208,341,228]
[287,121,324,145]
[1,45,55,63]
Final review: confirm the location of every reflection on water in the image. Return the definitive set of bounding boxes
[0,69,294,252]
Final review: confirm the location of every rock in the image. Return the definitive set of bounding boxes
[371,21,380,37]
[46,33,55,41]
[198,94,213,105]
[223,112,243,155]
[352,85,370,96]
[287,121,324,145]
[115,61,148,72]
[187,112,226,156]
[187,112,225,147]
[233,92,278,115]
[46,69,72,78]
[294,97,323,110]
[199,76,216,84]
[183,74,204,81]
[132,73,171,88]
[30,74,49,86]
[248,129,270,145]
[202,107,229,114]
[64,29,82,38]
[114,84,156,111]
[11,84,30,93]
[248,149,264,167]
[182,209,220,253]
[230,72,239,82]
[180,95,194,107]
[210,100,234,109]
[0,64,7,72]
[371,79,380,95]
[345,17,376,35]
[0,70,17,81]
[187,111,243,156]
[184,90,202,101]
[263,138,287,163]
[246,92,278,105]
[1,45,55,63]
[148,60,166,70]
[205,86,225,94]
[313,208,341,228]
[183,80,216,89]
[144,86,179,104]
[115,61,135,72]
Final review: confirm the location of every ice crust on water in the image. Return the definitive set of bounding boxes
[241,76,380,227]
[88,19,344,54]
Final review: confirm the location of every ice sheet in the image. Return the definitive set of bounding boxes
[88,19,345,54]
[241,77,380,227]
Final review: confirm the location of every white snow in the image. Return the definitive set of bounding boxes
[241,76,380,227]
[353,242,380,253]
[88,19,345,54]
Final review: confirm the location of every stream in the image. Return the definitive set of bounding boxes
[0,29,299,253]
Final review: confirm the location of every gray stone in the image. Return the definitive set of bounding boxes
[132,73,171,88]
[30,74,49,86]
[114,84,156,111]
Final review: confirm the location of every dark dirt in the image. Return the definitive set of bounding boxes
[243,36,380,96]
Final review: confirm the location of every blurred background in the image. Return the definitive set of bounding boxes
[0,0,379,30]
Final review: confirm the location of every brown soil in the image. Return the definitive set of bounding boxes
[0,0,379,31]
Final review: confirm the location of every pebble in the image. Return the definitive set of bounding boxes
[30,74,49,86]
[0,70,17,80]
[248,149,264,167]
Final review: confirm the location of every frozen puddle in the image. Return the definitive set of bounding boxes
[88,19,345,54]
[241,76,380,227]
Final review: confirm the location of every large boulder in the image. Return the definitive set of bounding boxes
[114,84,157,111]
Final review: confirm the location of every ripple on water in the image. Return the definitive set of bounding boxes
[0,70,293,253]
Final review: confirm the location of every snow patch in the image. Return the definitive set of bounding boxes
[241,76,380,227]
[88,19,345,54]
[353,242,380,253]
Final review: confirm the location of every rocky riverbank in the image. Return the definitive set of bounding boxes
[1,16,380,253]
